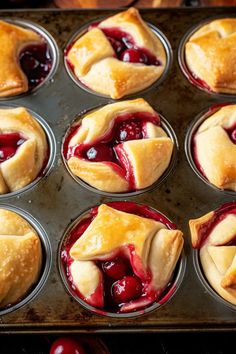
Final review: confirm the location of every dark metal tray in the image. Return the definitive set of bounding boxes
[0,6,236,333]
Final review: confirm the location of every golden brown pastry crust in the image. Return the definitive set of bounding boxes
[66,98,173,193]
[0,20,43,97]
[0,107,48,194]
[67,7,166,99]
[189,210,236,305]
[185,18,236,94]
[70,204,183,299]
[0,209,42,307]
[194,105,236,191]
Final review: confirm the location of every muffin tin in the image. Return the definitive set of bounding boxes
[0,7,236,332]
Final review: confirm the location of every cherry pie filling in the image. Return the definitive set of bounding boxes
[0,133,26,163]
[63,111,162,191]
[61,201,177,313]
[66,24,161,70]
[192,108,236,179]
[19,41,52,90]
[192,201,236,249]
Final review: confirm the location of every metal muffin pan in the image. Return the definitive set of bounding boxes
[0,7,236,333]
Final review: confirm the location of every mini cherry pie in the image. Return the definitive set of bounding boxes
[0,208,42,308]
[61,202,184,313]
[63,98,174,193]
[66,7,167,99]
[185,18,236,94]
[192,104,236,191]
[0,20,52,97]
[189,202,236,305]
[0,107,48,194]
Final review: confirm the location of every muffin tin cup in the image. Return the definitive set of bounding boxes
[0,204,52,316]
[64,20,173,99]
[193,250,236,312]
[0,103,57,200]
[58,201,186,319]
[178,17,236,98]
[0,18,59,100]
[61,106,178,198]
[184,103,236,196]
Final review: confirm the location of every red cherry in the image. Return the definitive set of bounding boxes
[231,129,236,142]
[112,276,142,304]
[85,144,114,162]
[0,146,16,163]
[0,133,22,147]
[115,121,143,143]
[102,258,128,280]
[120,48,147,64]
[50,337,85,354]
[107,37,125,55]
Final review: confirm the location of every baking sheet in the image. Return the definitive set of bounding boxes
[0,6,236,333]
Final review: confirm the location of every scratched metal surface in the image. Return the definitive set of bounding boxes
[0,7,236,333]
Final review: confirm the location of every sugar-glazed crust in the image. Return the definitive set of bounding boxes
[0,209,42,307]
[193,105,236,191]
[67,7,166,99]
[0,20,43,97]
[185,18,236,94]
[0,107,48,194]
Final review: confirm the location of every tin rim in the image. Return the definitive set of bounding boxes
[0,103,57,200]
[193,249,236,312]
[178,17,236,98]
[0,18,59,100]
[58,201,186,318]
[61,105,178,198]
[184,103,236,196]
[64,20,172,99]
[0,204,52,316]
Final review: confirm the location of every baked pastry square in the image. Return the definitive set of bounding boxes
[63,203,184,313]
[66,7,167,99]
[0,20,45,97]
[64,98,173,193]
[185,18,236,94]
[189,202,236,305]
[192,104,236,191]
[0,209,42,308]
[0,107,48,194]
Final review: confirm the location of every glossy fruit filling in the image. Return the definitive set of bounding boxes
[96,26,161,66]
[0,133,26,163]
[186,70,212,92]
[193,202,236,249]
[64,111,161,191]
[20,42,52,90]
[61,201,177,313]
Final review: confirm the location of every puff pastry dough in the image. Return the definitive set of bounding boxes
[69,204,184,311]
[193,105,236,191]
[185,18,236,94]
[0,208,42,308]
[65,98,173,193]
[0,20,44,97]
[67,7,166,99]
[0,107,48,194]
[189,204,236,305]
